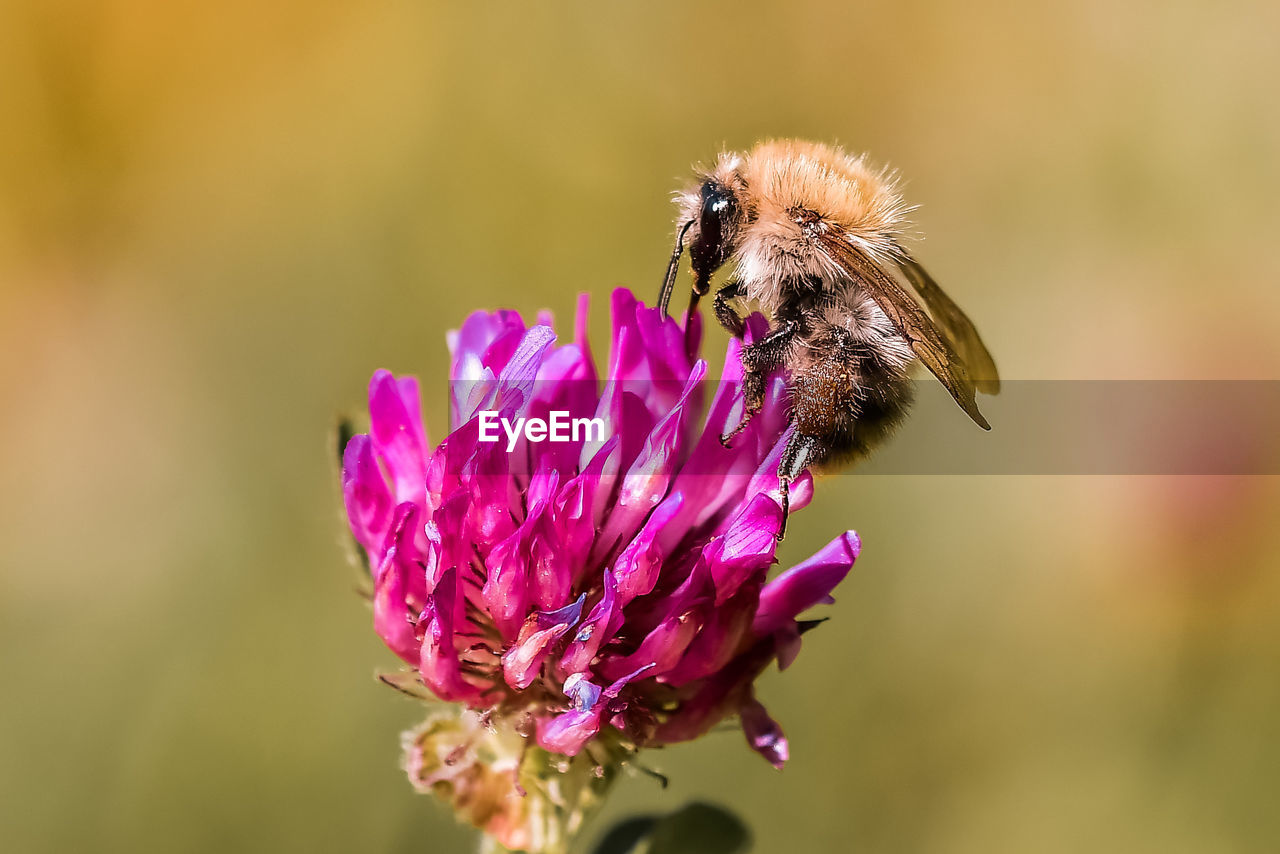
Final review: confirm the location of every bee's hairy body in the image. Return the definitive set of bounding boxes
[659,140,999,533]
[711,140,910,304]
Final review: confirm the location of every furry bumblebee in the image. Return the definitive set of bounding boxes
[658,140,999,531]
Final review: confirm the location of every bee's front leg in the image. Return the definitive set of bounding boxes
[719,369,767,449]
[720,320,797,447]
[685,268,715,323]
[713,280,747,337]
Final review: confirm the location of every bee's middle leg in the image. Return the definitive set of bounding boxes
[720,320,797,447]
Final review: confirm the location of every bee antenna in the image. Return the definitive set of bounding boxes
[658,219,694,317]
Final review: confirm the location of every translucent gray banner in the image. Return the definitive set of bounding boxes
[439,380,1280,476]
[860,380,1280,475]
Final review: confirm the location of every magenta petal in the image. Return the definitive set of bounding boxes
[493,325,558,419]
[429,489,476,581]
[501,594,586,690]
[372,504,427,663]
[368,370,429,505]
[536,664,653,756]
[373,551,419,665]
[661,580,759,686]
[536,706,604,756]
[701,493,782,605]
[620,288,698,397]
[605,664,655,696]
[560,570,621,674]
[612,495,683,604]
[606,289,643,377]
[563,672,602,711]
[651,642,773,746]
[523,348,597,473]
[483,471,570,637]
[421,520,445,587]
[449,309,526,379]
[605,388,658,478]
[753,530,861,636]
[419,567,484,704]
[557,437,621,583]
[740,694,789,769]
[657,338,791,548]
[433,416,515,549]
[597,612,700,682]
[528,509,571,611]
[342,434,392,555]
[601,362,707,549]
[448,310,527,428]
[481,534,532,642]
[772,622,803,671]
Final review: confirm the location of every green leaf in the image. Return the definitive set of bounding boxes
[589,816,658,854]
[589,803,751,854]
[644,803,751,854]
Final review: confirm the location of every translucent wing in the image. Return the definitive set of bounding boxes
[816,230,992,430]
[891,242,1001,395]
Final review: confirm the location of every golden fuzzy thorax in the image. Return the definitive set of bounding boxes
[740,139,909,239]
[677,140,912,312]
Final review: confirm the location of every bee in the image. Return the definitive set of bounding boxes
[658,140,1000,533]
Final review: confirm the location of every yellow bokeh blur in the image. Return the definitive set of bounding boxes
[2,2,1279,852]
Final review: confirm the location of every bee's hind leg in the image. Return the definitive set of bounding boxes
[775,431,821,541]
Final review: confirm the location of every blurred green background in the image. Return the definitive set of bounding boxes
[3,2,1279,852]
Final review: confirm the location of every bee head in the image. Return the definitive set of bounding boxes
[688,178,742,292]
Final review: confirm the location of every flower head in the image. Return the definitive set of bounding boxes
[341,289,859,845]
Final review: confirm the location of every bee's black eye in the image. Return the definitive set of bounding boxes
[691,180,737,288]
[700,180,733,222]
